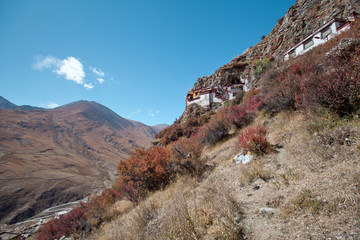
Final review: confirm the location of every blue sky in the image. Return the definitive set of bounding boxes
[0,0,295,126]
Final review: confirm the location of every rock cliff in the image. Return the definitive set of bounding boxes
[192,0,360,90]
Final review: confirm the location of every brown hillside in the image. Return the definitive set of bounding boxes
[0,101,157,224]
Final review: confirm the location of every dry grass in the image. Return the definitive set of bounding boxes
[239,158,272,184]
[85,110,360,240]
[85,173,245,240]
[158,182,244,240]
[265,111,360,239]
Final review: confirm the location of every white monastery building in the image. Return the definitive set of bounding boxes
[186,13,358,108]
[284,13,357,61]
[186,84,244,108]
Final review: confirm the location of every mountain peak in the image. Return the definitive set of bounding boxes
[0,96,18,109]
[0,96,44,110]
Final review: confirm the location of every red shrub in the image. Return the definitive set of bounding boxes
[238,125,271,155]
[227,93,263,128]
[115,180,139,202]
[298,50,360,116]
[261,67,301,115]
[36,204,88,240]
[227,105,250,128]
[84,187,125,226]
[117,146,171,191]
[289,62,302,75]
[242,89,261,103]
[156,124,184,145]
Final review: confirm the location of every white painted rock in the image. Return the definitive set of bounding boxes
[233,153,253,164]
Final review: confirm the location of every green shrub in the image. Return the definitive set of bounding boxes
[254,57,274,76]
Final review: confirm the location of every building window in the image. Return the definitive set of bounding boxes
[289,50,296,58]
[304,39,314,50]
[321,27,332,39]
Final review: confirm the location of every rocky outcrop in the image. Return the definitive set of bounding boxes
[325,38,360,57]
[178,0,360,123]
[179,103,210,124]
[191,0,360,90]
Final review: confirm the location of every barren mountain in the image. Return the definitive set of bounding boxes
[0,99,157,224]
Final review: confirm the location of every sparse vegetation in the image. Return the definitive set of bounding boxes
[34,17,360,240]
[227,91,263,128]
[240,159,271,183]
[238,125,272,155]
[198,109,231,146]
[253,56,274,76]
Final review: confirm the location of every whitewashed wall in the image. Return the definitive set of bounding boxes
[284,21,351,61]
[186,93,210,107]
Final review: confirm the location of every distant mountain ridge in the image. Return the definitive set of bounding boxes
[0,97,161,224]
[0,96,44,110]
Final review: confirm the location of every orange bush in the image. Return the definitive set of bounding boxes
[117,146,171,191]
[170,135,205,176]
[198,109,231,146]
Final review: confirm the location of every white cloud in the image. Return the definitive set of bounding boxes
[56,57,85,84]
[48,103,59,108]
[148,110,160,117]
[33,56,61,70]
[47,102,60,108]
[83,83,94,90]
[33,55,86,86]
[89,66,105,77]
[128,109,141,118]
[97,78,105,84]
[38,101,59,109]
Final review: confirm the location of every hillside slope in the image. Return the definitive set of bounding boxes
[0,100,157,224]
[191,0,360,90]
[85,113,360,239]
[25,0,360,238]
